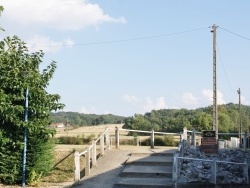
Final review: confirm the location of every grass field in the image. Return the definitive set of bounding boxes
[55,123,123,138]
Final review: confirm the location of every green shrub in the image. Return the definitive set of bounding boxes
[56,135,95,145]
[141,135,177,146]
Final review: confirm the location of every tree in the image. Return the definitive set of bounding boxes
[0,36,64,184]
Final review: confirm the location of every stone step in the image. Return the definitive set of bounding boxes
[126,155,173,166]
[114,177,173,188]
[120,165,172,178]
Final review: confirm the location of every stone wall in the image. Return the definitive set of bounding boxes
[178,146,250,184]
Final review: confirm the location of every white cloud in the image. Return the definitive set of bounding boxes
[202,89,226,105]
[123,94,138,102]
[143,97,167,112]
[2,0,126,30]
[181,92,199,105]
[80,106,97,114]
[26,35,75,53]
[202,89,213,104]
[241,96,250,105]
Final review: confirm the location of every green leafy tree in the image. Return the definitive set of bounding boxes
[0,36,64,184]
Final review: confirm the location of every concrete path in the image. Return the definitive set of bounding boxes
[72,149,131,188]
[71,146,177,188]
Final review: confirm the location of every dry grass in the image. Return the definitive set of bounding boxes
[39,124,124,186]
[55,124,123,138]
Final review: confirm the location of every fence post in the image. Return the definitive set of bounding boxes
[136,137,140,146]
[244,159,249,184]
[183,127,187,146]
[100,134,105,156]
[183,127,187,140]
[151,129,154,149]
[192,128,196,146]
[74,151,80,184]
[211,159,216,184]
[92,140,97,166]
[105,128,110,150]
[172,153,178,182]
[115,126,119,148]
[85,147,91,176]
[244,132,247,150]
[187,135,190,146]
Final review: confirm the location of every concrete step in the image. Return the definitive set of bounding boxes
[115,148,176,188]
[120,165,172,178]
[126,155,173,166]
[129,148,177,156]
[114,177,173,188]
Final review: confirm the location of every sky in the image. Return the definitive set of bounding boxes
[0,0,250,117]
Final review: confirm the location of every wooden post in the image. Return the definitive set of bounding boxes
[92,140,97,166]
[151,129,154,149]
[105,128,110,150]
[100,134,105,156]
[74,151,80,183]
[85,147,90,176]
[136,137,140,146]
[115,126,119,148]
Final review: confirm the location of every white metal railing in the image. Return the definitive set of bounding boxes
[118,128,181,149]
[172,139,185,183]
[74,128,110,184]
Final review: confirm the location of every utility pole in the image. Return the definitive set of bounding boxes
[211,24,218,140]
[237,88,242,144]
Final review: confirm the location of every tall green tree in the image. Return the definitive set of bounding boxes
[0,36,64,184]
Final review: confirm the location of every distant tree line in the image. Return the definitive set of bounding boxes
[50,111,126,126]
[123,103,250,134]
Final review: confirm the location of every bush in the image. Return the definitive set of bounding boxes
[119,137,137,145]
[141,135,177,146]
[55,134,95,145]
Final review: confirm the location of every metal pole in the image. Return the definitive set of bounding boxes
[22,88,29,188]
[211,24,218,140]
[237,88,242,144]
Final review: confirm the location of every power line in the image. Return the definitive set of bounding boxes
[28,27,209,48]
[216,43,235,94]
[218,26,250,41]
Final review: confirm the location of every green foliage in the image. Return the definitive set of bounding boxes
[50,111,125,126]
[124,104,250,134]
[141,136,177,146]
[0,36,64,185]
[55,134,95,145]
